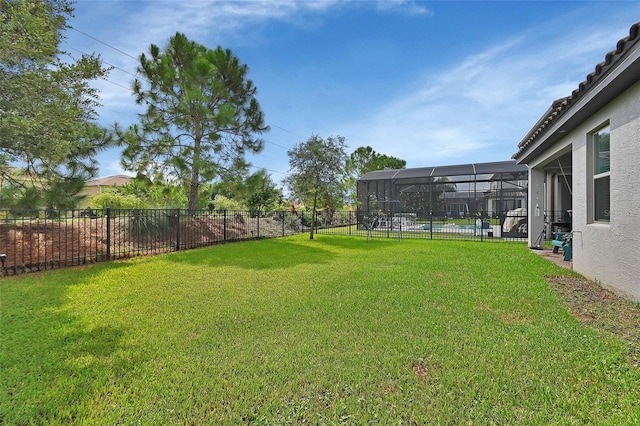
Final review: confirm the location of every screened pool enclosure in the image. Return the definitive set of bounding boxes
[355,160,529,239]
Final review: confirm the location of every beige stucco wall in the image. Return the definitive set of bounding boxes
[80,175,133,200]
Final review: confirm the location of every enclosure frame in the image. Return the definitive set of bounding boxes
[356,160,529,238]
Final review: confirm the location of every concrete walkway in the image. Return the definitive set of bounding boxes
[531,248,573,270]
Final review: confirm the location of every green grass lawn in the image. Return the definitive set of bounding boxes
[2,235,639,424]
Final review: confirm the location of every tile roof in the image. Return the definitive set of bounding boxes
[86,174,133,186]
[513,22,640,160]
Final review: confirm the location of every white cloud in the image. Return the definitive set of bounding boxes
[375,0,432,16]
[337,19,637,167]
[74,0,348,129]
[119,0,342,49]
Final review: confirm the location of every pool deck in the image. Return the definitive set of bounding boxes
[532,247,573,270]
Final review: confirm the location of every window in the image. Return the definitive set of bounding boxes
[593,125,610,222]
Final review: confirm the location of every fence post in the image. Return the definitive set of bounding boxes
[349,211,352,236]
[257,212,260,238]
[175,209,181,251]
[282,212,285,237]
[429,211,433,240]
[105,208,111,260]
[223,210,227,241]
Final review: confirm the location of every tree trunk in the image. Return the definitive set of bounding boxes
[188,136,201,212]
[188,180,199,212]
[309,191,317,239]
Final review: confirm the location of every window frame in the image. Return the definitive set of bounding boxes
[590,123,611,223]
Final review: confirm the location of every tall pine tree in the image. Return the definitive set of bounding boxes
[116,33,269,211]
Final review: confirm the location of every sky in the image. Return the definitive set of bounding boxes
[63,0,640,183]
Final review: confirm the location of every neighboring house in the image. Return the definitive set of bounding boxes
[81,174,133,198]
[484,177,528,214]
[513,22,640,302]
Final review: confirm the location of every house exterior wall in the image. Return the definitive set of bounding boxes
[81,175,133,199]
[516,23,640,302]
[526,142,571,250]
[569,80,640,302]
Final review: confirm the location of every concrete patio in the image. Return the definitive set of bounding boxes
[532,248,573,270]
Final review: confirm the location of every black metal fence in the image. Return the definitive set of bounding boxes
[315,210,529,242]
[0,208,530,277]
[0,208,307,276]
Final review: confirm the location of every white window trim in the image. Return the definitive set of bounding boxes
[589,123,611,223]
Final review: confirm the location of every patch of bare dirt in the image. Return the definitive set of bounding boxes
[410,358,441,382]
[546,275,640,368]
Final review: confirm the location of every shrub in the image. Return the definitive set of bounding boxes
[124,209,172,242]
[91,189,148,210]
[211,195,246,212]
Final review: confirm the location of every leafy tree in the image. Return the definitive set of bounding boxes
[210,194,245,212]
[203,169,280,214]
[88,177,192,209]
[285,135,347,239]
[245,169,282,216]
[347,146,406,177]
[0,0,112,205]
[43,176,86,212]
[90,187,148,210]
[345,146,406,204]
[118,178,188,209]
[2,175,89,218]
[116,32,269,211]
[206,165,255,205]
[148,184,190,209]
[9,185,42,211]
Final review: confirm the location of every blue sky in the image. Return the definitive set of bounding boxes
[63,1,640,182]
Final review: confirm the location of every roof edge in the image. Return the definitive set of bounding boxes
[513,21,640,161]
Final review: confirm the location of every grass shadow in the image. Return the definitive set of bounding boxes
[311,234,401,250]
[0,264,132,423]
[164,236,338,270]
